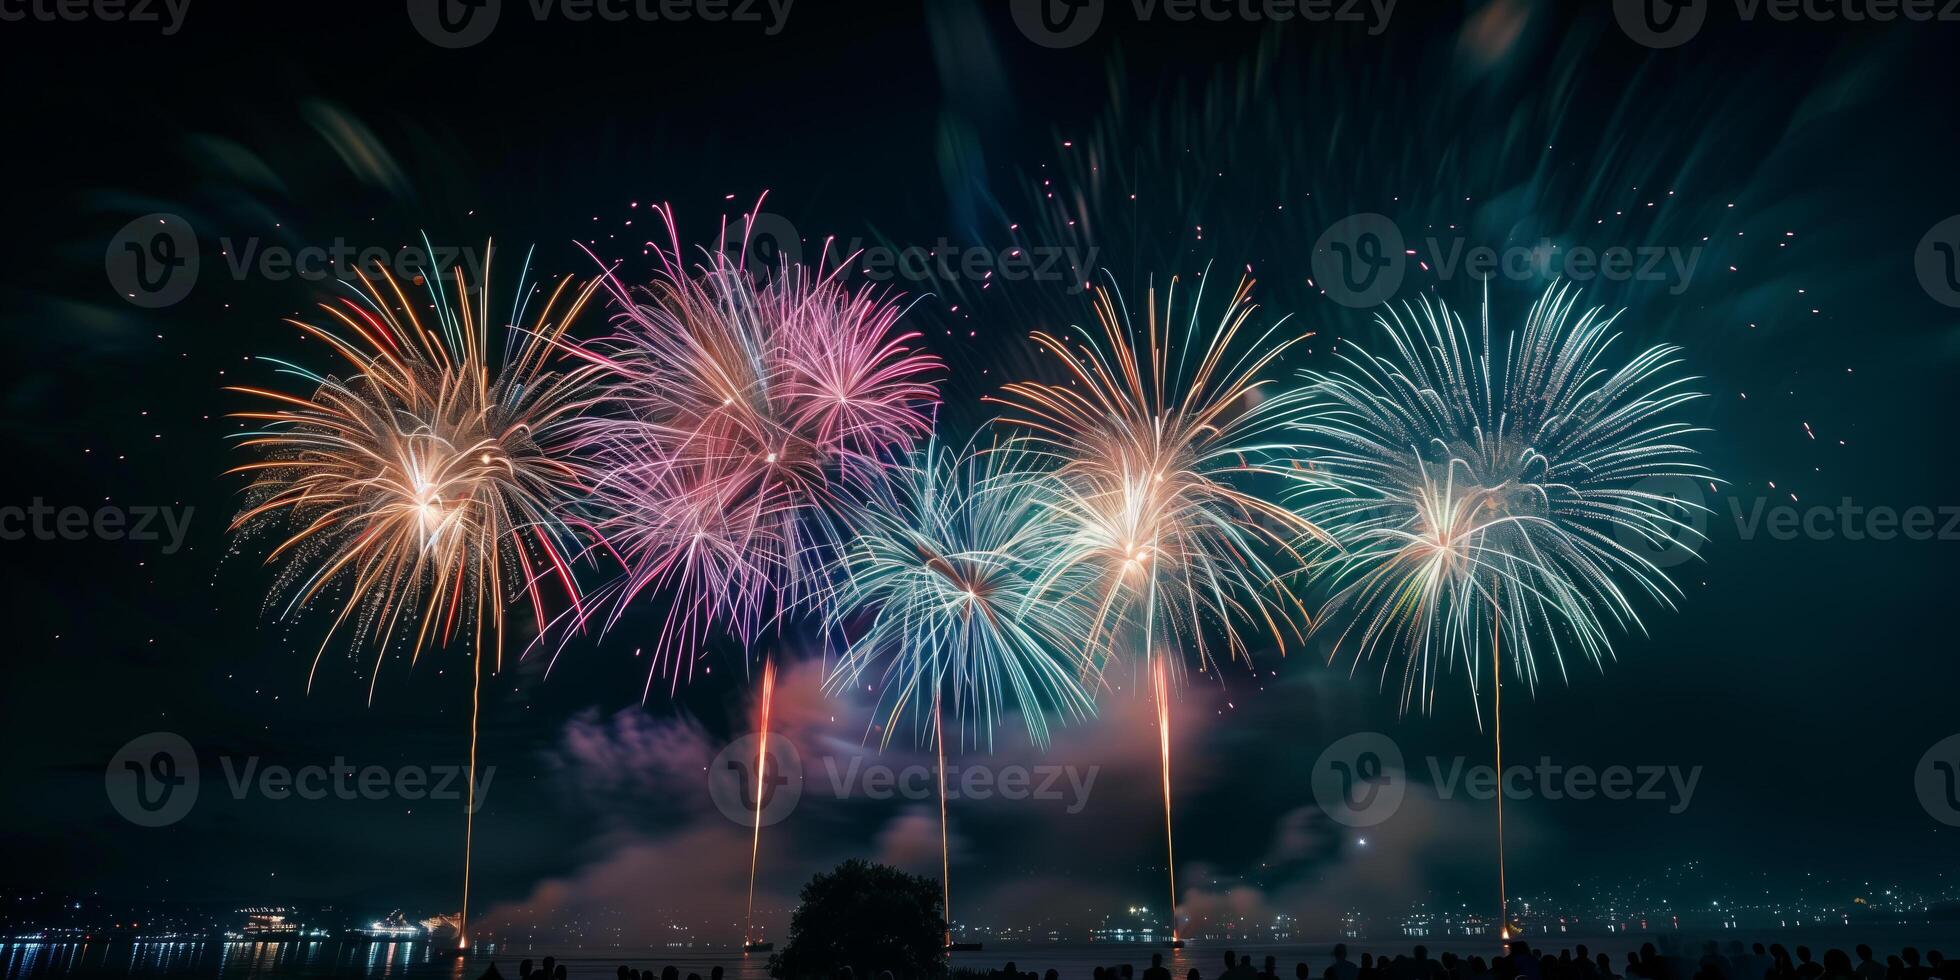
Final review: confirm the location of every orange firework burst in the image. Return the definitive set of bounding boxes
[226,242,605,950]
[991,268,1336,942]
[228,243,603,688]
[990,270,1333,673]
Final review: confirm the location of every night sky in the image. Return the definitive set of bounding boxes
[2,0,1958,941]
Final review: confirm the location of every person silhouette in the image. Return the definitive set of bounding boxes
[1798,948,1822,980]
[478,965,505,980]
[1903,951,1929,980]
[1147,954,1174,980]
[1330,945,1361,980]
[1857,947,1886,980]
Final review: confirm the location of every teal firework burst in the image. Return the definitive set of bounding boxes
[1297,283,1714,715]
[823,439,1101,750]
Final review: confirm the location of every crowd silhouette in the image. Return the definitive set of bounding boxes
[474,940,1957,980]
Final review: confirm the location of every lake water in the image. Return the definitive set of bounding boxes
[7,930,1957,980]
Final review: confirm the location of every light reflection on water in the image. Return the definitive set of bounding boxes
[7,933,1959,980]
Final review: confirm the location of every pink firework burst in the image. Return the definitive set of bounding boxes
[564,200,942,696]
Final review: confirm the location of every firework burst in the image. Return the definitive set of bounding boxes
[226,241,605,950]
[823,438,1101,750]
[1296,282,1713,938]
[1297,282,1713,712]
[823,437,1101,943]
[565,202,942,696]
[227,242,602,690]
[989,268,1333,941]
[991,270,1332,673]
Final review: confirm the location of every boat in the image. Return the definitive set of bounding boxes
[744,941,775,953]
[949,942,984,952]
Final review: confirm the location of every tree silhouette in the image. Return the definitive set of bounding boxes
[770,859,946,980]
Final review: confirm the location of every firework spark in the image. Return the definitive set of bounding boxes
[565,201,943,696]
[823,438,1102,941]
[824,439,1102,749]
[227,241,604,949]
[989,269,1334,940]
[1297,282,1713,709]
[1296,282,1713,937]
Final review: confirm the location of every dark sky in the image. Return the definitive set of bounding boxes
[2,0,1958,939]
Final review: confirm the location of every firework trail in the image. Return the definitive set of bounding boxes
[562,200,943,697]
[226,241,605,950]
[1296,282,1713,938]
[823,438,1102,940]
[989,268,1334,941]
[745,656,777,947]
